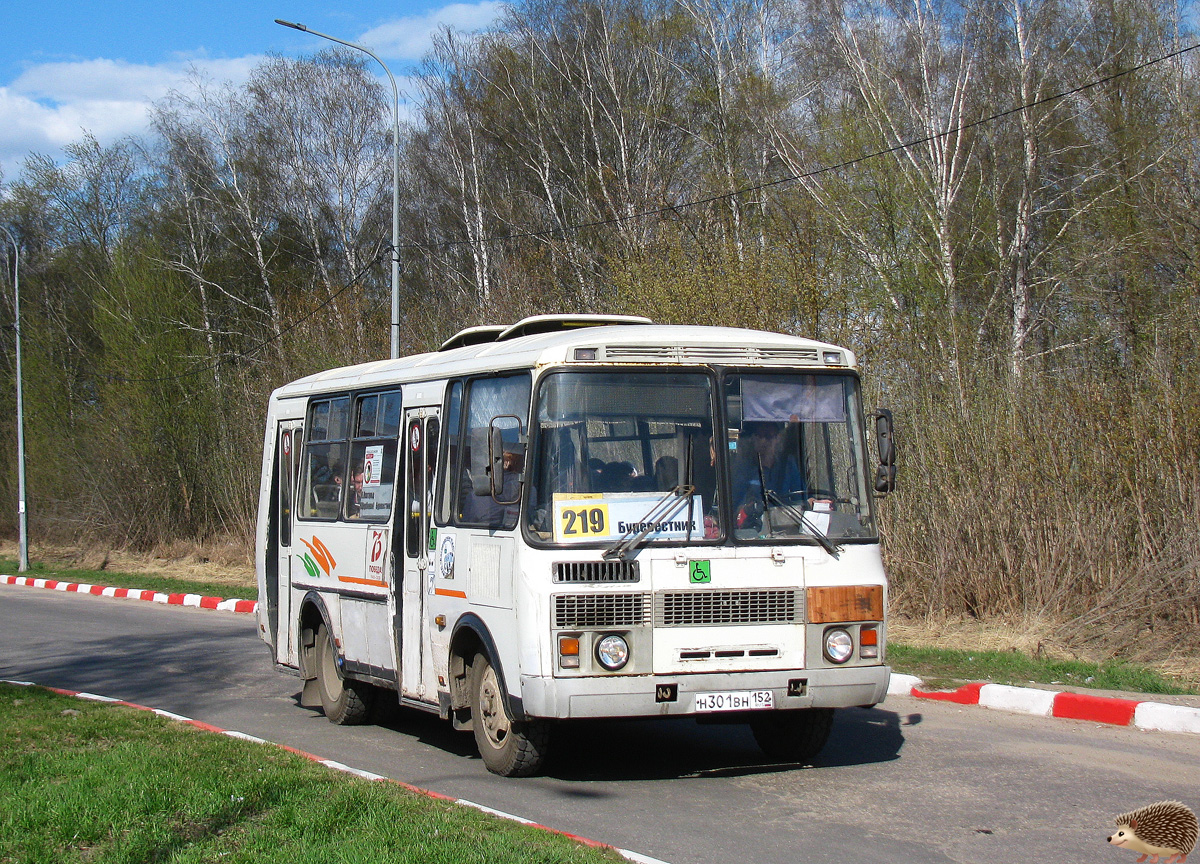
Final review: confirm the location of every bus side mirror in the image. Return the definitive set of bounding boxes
[874,409,897,494]
[469,428,497,496]
[487,425,506,498]
[471,419,521,499]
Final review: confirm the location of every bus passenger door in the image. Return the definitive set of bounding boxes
[274,420,302,666]
[399,410,440,703]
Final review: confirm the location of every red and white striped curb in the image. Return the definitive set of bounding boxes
[1,679,667,864]
[887,673,1200,736]
[10,573,1196,741]
[2,574,257,614]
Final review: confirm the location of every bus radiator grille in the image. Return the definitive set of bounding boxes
[654,589,804,627]
[553,593,652,628]
[553,561,641,583]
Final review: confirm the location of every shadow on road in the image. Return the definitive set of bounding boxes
[542,706,904,781]
[319,693,906,783]
[0,616,286,718]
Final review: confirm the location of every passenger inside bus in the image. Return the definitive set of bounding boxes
[344,462,365,519]
[654,455,678,489]
[311,459,344,519]
[598,460,636,492]
[730,421,806,530]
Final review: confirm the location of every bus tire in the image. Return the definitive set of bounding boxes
[316,623,373,725]
[470,651,548,777]
[750,707,834,762]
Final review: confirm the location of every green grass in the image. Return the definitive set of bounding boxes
[888,643,1196,695]
[0,682,619,864]
[0,558,254,601]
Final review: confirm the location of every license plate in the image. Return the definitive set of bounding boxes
[694,690,774,712]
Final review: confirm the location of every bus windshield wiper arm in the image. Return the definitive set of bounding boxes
[602,485,696,562]
[763,489,842,558]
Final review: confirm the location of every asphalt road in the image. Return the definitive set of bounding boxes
[3,582,1199,864]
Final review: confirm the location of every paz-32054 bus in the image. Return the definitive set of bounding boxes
[255,315,897,776]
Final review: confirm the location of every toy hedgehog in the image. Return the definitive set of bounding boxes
[1108,801,1198,863]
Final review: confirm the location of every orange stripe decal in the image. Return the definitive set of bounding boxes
[337,576,388,588]
[434,588,467,598]
[300,536,338,576]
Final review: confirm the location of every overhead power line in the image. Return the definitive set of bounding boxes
[399,40,1200,253]
[94,38,1200,383]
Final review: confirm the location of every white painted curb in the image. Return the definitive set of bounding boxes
[979,683,1055,716]
[887,673,922,695]
[1134,701,1200,735]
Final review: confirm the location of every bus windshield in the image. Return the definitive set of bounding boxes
[527,371,721,544]
[724,372,876,543]
[527,368,877,546]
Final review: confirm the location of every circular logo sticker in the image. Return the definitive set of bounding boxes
[438,534,456,579]
[410,423,422,452]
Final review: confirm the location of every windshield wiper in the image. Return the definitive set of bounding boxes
[762,489,842,558]
[602,485,697,562]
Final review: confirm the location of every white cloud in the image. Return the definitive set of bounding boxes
[0,56,261,180]
[359,1,507,61]
[12,57,260,104]
[0,0,505,180]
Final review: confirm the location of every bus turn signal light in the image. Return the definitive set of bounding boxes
[559,636,580,668]
[860,626,879,658]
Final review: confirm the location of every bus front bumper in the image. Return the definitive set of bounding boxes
[519,665,891,720]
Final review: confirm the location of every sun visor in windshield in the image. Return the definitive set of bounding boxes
[742,375,846,423]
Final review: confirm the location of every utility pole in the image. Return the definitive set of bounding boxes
[1,226,29,571]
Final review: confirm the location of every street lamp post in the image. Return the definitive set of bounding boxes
[1,226,29,572]
[275,18,402,360]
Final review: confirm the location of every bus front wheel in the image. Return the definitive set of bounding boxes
[750,707,834,762]
[470,652,548,777]
[315,623,373,725]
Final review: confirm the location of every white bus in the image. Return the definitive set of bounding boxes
[255,315,897,776]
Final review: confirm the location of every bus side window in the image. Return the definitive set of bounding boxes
[346,390,401,522]
[404,416,440,558]
[278,427,300,545]
[437,381,463,526]
[300,397,349,521]
[452,374,531,531]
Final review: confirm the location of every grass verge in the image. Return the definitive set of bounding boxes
[0,558,253,602]
[0,682,619,864]
[888,643,1195,695]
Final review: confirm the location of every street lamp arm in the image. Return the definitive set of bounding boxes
[274,20,394,87]
[275,18,402,360]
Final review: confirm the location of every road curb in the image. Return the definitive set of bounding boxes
[9,574,1197,741]
[889,673,1200,736]
[1,574,257,615]
[0,678,668,864]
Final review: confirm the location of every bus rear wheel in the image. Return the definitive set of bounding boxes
[750,708,834,762]
[470,652,548,777]
[315,623,373,725]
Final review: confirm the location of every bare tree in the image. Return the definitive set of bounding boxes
[154,73,284,345]
[245,50,392,341]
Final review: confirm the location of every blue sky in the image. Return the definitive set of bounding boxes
[0,0,506,178]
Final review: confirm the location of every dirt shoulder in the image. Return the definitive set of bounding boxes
[0,538,255,589]
[890,615,1200,694]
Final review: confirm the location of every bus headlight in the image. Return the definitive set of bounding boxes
[595,634,630,671]
[823,628,854,664]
